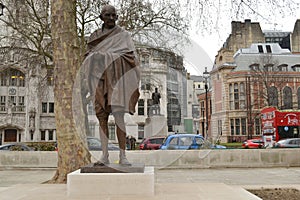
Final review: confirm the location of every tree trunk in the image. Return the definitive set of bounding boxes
[50,0,91,183]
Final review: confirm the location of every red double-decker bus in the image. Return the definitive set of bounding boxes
[261,107,300,142]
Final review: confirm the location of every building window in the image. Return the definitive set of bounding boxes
[292,64,300,72]
[49,103,54,113]
[239,83,246,109]
[230,119,234,136]
[41,130,46,141]
[235,119,240,135]
[217,120,222,137]
[8,96,16,111]
[138,125,144,139]
[268,86,278,107]
[229,83,245,110]
[255,118,261,135]
[48,130,54,141]
[42,102,47,113]
[141,76,151,90]
[297,87,300,109]
[47,68,54,86]
[0,96,6,112]
[0,68,25,87]
[266,45,272,53]
[42,102,55,113]
[138,99,144,115]
[234,83,239,109]
[283,86,292,109]
[200,101,204,118]
[230,118,247,136]
[108,124,116,140]
[258,45,263,53]
[264,64,274,72]
[278,64,288,72]
[17,96,25,112]
[241,118,246,135]
[249,63,259,71]
[192,104,200,118]
[0,73,7,86]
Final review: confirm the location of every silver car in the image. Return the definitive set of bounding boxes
[274,138,300,148]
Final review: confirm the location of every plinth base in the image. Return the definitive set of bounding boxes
[67,166,154,197]
[80,163,145,173]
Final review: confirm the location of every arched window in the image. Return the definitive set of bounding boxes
[0,68,26,113]
[297,87,300,109]
[268,86,278,107]
[283,86,292,109]
[277,64,288,72]
[264,64,274,72]
[0,68,25,87]
[249,63,259,71]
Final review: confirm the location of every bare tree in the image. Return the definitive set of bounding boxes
[250,54,287,109]
[0,0,52,66]
[50,0,91,183]
[245,54,289,138]
[1,0,299,183]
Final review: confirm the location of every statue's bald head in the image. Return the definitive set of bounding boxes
[101,5,117,15]
[100,5,118,29]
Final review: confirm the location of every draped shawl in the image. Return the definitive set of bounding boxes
[81,26,140,114]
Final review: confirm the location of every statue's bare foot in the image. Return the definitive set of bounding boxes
[94,156,110,166]
[93,161,106,166]
[119,157,132,166]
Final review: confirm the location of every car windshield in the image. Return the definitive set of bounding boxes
[179,137,193,146]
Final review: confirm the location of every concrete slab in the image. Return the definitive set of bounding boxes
[1,168,300,200]
[0,183,263,200]
[67,166,154,198]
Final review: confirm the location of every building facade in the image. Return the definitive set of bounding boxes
[211,43,300,143]
[210,19,300,143]
[0,44,189,144]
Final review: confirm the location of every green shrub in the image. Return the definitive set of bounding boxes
[26,142,56,151]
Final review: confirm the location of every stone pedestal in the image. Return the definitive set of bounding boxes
[80,163,145,173]
[145,115,167,137]
[67,166,154,198]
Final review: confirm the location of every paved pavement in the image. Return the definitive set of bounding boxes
[0,167,300,199]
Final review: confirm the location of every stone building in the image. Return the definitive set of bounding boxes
[210,19,300,143]
[0,1,191,145]
[0,56,55,144]
[0,44,188,144]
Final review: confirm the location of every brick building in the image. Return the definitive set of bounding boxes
[210,19,300,143]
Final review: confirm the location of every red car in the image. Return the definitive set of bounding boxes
[139,136,165,150]
[242,138,264,149]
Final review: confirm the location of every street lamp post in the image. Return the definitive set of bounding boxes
[0,3,5,16]
[203,67,209,139]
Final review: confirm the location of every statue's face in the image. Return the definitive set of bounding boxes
[101,6,118,29]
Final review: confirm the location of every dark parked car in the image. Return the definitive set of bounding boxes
[139,136,166,150]
[55,137,119,151]
[0,143,33,151]
[87,137,119,151]
[242,138,264,149]
[274,138,300,148]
